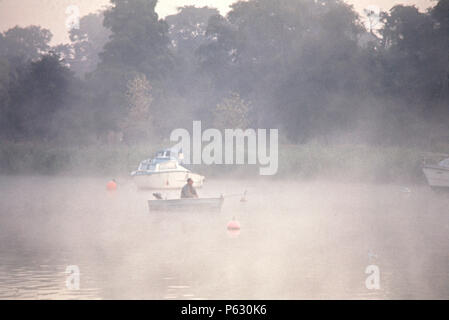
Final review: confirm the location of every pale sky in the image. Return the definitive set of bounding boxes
[0,0,435,44]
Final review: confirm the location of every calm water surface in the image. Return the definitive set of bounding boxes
[1,176,449,299]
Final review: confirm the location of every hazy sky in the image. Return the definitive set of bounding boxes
[0,0,434,44]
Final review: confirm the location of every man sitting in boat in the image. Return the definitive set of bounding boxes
[181,178,198,198]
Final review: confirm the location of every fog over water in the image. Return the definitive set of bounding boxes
[1,176,449,299]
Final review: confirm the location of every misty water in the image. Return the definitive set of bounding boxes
[1,175,449,299]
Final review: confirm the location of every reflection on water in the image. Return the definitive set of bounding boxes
[1,176,449,299]
[0,251,101,299]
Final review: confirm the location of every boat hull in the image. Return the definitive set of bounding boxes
[422,165,449,189]
[148,197,224,212]
[133,171,205,189]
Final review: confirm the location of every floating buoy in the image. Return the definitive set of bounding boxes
[106,179,117,191]
[227,217,241,230]
[227,217,241,238]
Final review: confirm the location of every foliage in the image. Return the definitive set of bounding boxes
[1,0,449,175]
[0,26,52,63]
[213,92,251,130]
[122,73,154,143]
[0,141,429,184]
[67,12,111,76]
[100,0,172,79]
[2,53,81,141]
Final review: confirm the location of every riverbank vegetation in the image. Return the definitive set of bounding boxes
[1,0,449,182]
[1,141,445,185]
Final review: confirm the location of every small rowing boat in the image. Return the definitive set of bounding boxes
[148,197,224,212]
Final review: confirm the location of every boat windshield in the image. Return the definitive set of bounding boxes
[138,158,181,171]
[138,161,156,171]
[156,150,175,158]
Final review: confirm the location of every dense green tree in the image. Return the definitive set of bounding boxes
[121,73,154,143]
[198,0,365,141]
[99,0,172,79]
[1,0,449,149]
[196,14,238,90]
[86,0,174,139]
[380,5,446,111]
[166,6,219,56]
[162,6,222,131]
[431,0,449,101]
[68,12,111,76]
[0,58,11,133]
[0,26,52,64]
[4,54,81,141]
[213,92,251,130]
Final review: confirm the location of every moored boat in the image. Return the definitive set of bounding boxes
[131,149,205,189]
[422,157,449,190]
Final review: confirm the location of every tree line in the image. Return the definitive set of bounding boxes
[0,0,448,148]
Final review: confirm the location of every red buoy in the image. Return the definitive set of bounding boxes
[227,218,241,238]
[227,218,241,230]
[106,179,117,191]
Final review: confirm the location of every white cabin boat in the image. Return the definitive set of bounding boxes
[422,158,449,190]
[131,149,205,189]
